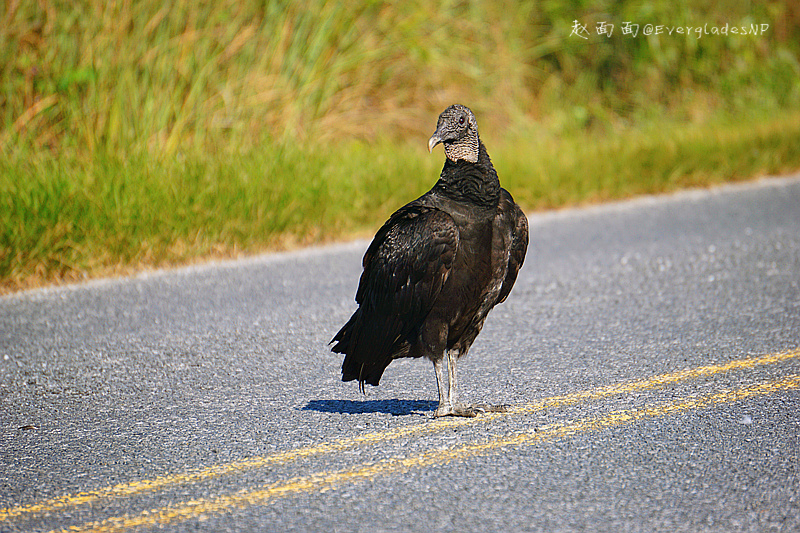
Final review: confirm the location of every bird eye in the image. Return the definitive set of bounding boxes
[459,116,465,125]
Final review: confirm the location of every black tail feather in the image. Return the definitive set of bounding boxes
[333,309,393,390]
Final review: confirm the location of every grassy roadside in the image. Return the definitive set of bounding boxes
[3,110,799,295]
[2,1,799,294]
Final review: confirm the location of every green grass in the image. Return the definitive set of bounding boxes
[1,1,800,292]
[496,112,800,208]
[3,0,798,155]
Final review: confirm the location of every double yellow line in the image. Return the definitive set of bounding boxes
[3,348,799,532]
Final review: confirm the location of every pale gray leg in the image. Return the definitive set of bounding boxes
[432,349,508,418]
[433,357,450,416]
[446,348,463,412]
[432,351,474,417]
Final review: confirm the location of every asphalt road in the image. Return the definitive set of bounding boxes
[1,175,799,533]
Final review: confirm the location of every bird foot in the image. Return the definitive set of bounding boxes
[432,402,508,418]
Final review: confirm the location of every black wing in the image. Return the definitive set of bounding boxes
[331,203,459,387]
[494,188,529,305]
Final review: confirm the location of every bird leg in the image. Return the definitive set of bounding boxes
[431,350,507,417]
[432,357,453,417]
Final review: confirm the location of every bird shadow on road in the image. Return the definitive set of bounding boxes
[301,399,437,417]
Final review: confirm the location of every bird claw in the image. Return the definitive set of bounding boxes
[431,402,508,418]
[472,403,509,414]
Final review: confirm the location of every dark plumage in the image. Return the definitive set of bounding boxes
[330,104,529,417]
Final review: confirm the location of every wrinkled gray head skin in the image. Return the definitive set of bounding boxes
[427,104,480,163]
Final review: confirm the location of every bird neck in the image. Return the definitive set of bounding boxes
[434,141,501,208]
[443,132,480,163]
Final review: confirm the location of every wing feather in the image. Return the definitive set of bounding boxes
[495,188,529,305]
[331,203,459,386]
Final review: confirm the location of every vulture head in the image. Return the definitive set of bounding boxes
[428,104,480,163]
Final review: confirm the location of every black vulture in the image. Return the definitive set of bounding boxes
[330,104,528,417]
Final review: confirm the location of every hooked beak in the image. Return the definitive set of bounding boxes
[427,134,442,153]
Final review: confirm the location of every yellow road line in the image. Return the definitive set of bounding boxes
[2,347,798,523]
[51,374,800,533]
[512,347,800,415]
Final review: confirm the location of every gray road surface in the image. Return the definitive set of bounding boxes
[1,175,799,533]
